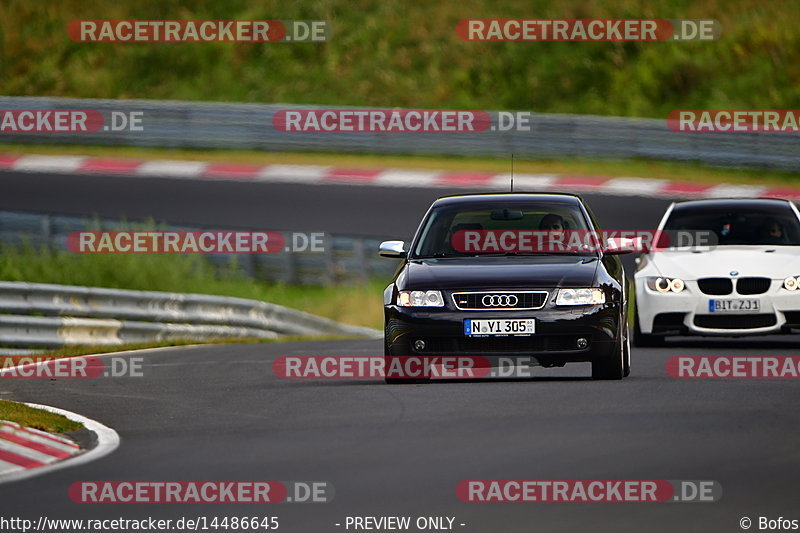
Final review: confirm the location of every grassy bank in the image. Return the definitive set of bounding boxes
[1,1,797,118]
[0,400,83,433]
[0,244,386,330]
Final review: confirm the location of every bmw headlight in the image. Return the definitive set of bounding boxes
[555,288,606,305]
[397,290,445,307]
[783,276,800,291]
[647,277,685,293]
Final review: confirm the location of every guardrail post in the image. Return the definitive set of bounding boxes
[284,248,297,284]
[41,214,52,250]
[323,234,336,284]
[354,238,368,281]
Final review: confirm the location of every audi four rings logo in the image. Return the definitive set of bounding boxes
[481,294,519,307]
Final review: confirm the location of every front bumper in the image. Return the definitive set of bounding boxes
[384,302,621,367]
[635,277,800,336]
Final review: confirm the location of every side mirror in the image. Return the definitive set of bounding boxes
[379,240,406,258]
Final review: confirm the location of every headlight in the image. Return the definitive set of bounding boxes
[646,277,685,293]
[397,290,445,307]
[555,288,606,305]
[784,276,800,291]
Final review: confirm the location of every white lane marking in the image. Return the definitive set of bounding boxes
[257,164,330,183]
[136,160,208,178]
[0,404,120,484]
[490,173,558,191]
[703,184,768,198]
[602,177,670,196]
[13,155,85,173]
[372,169,441,187]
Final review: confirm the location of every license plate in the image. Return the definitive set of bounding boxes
[708,299,761,312]
[464,319,535,336]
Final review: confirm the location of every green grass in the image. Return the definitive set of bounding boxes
[0,400,83,433]
[0,0,798,118]
[0,243,386,330]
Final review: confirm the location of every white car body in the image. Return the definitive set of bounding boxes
[635,199,800,337]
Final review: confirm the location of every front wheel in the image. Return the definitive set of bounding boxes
[384,338,429,384]
[623,319,631,377]
[384,338,405,384]
[592,319,626,380]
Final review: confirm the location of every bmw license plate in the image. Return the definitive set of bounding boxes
[464,319,535,336]
[708,299,760,312]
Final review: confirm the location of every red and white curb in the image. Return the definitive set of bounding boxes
[0,420,80,472]
[0,403,119,484]
[1,152,797,200]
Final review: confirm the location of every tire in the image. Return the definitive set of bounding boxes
[384,338,405,384]
[632,306,665,347]
[592,317,626,380]
[623,319,631,377]
[384,338,429,384]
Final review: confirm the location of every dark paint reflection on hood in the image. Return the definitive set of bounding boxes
[402,256,599,290]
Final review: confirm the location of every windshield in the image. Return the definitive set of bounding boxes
[412,202,595,258]
[662,203,800,246]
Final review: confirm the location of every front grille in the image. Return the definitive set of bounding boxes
[652,313,686,333]
[452,291,548,311]
[697,278,733,295]
[736,277,771,295]
[458,335,586,353]
[693,314,776,329]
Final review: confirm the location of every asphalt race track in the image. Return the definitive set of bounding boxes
[2,339,800,532]
[0,169,670,238]
[1,170,799,532]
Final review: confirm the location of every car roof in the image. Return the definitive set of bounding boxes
[671,198,793,211]
[432,192,584,207]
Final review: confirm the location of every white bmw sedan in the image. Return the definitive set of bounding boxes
[634,198,800,346]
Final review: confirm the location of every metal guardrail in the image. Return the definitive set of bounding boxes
[0,281,381,351]
[0,210,400,285]
[1,97,798,170]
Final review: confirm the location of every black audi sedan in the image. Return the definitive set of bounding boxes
[379,193,631,382]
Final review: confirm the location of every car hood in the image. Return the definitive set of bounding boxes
[648,246,800,280]
[402,256,599,290]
